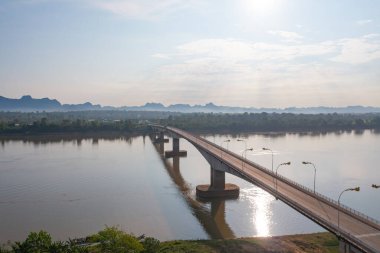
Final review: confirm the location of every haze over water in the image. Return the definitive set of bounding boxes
[1,130,379,242]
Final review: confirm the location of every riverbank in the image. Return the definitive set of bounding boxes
[160,232,339,252]
[1,230,339,253]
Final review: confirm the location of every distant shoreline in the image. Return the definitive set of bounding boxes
[0,128,378,140]
[0,129,380,140]
[1,110,380,136]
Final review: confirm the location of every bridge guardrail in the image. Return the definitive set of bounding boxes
[200,134,380,227]
[194,134,380,253]
[167,127,380,229]
[274,182,380,253]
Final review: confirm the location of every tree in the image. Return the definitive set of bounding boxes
[93,226,144,253]
[12,231,52,253]
[141,237,160,253]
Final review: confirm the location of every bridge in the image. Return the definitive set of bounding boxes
[150,125,380,253]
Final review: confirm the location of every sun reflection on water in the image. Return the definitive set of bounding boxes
[241,187,274,237]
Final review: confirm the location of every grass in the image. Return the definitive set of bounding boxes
[158,232,339,253]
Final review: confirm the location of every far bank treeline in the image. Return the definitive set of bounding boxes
[1,111,380,134]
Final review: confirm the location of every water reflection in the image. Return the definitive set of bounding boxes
[240,187,274,237]
[200,129,379,142]
[0,133,141,146]
[150,135,235,239]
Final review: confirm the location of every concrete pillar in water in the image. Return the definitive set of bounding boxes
[196,167,239,199]
[210,168,225,190]
[153,132,169,144]
[165,138,187,158]
[173,138,180,153]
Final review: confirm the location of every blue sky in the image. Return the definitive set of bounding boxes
[0,0,379,107]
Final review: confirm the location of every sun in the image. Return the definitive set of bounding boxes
[242,0,278,15]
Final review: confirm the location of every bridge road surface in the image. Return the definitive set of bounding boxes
[164,126,380,253]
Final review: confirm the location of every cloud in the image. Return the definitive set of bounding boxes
[356,19,373,26]
[93,0,200,20]
[176,38,336,62]
[171,34,380,68]
[332,35,380,64]
[152,53,171,59]
[268,30,303,43]
[151,39,338,95]
[140,34,380,106]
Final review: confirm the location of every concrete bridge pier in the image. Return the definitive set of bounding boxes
[165,138,187,158]
[196,167,239,199]
[153,132,169,144]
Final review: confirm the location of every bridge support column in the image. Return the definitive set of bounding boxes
[153,132,169,144]
[339,240,363,253]
[211,168,225,190]
[165,138,187,158]
[196,167,239,199]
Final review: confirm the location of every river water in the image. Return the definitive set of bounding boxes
[0,130,379,242]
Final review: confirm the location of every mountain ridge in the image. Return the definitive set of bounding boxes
[1,95,380,114]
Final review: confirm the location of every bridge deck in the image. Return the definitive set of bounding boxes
[164,126,380,253]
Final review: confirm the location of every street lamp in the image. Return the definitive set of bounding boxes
[241,148,254,170]
[221,139,230,158]
[263,147,274,182]
[337,187,360,229]
[372,184,380,189]
[275,162,291,192]
[237,139,247,156]
[302,161,317,193]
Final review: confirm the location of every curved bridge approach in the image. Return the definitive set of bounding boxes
[150,125,380,253]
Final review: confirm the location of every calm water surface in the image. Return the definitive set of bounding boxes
[0,130,379,242]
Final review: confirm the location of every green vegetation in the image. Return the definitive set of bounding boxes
[0,111,173,134]
[1,110,380,135]
[0,227,159,253]
[0,228,338,253]
[1,230,87,253]
[0,116,144,134]
[161,112,380,132]
[161,232,339,253]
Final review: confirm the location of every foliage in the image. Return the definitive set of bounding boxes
[160,112,380,132]
[1,227,151,253]
[11,231,52,253]
[1,111,380,134]
[0,230,339,253]
[8,231,88,253]
[92,226,144,253]
[141,237,160,253]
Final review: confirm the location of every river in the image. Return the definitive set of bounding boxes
[0,130,379,242]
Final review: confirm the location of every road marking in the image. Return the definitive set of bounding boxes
[356,232,380,238]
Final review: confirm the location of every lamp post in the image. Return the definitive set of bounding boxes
[220,139,230,158]
[302,161,317,193]
[337,187,360,229]
[263,147,274,183]
[241,148,254,170]
[372,184,380,189]
[237,139,247,157]
[275,162,291,192]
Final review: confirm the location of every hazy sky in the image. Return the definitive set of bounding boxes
[0,0,380,107]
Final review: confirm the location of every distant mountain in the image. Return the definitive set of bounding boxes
[1,95,380,114]
[0,95,101,112]
[62,102,101,111]
[0,95,61,111]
